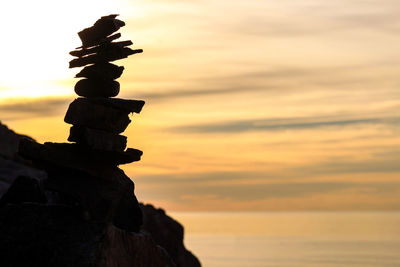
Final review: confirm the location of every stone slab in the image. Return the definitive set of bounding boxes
[69,47,142,68]
[68,126,127,152]
[18,140,143,172]
[64,98,131,134]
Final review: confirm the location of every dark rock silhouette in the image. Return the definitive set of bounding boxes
[0,121,47,197]
[75,62,124,80]
[141,204,202,267]
[78,15,125,48]
[0,203,176,267]
[68,126,127,152]
[74,79,120,97]
[0,15,201,266]
[64,98,132,134]
[0,175,46,207]
[69,46,142,68]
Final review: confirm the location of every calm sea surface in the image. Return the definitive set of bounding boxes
[170,212,400,267]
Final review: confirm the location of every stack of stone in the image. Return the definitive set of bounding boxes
[66,14,144,157]
[17,14,146,233]
[0,15,203,267]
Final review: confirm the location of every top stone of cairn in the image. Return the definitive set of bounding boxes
[78,14,125,48]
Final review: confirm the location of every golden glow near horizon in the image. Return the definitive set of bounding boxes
[1,0,400,211]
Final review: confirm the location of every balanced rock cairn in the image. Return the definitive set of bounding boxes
[18,14,145,232]
[0,15,202,267]
[67,14,144,155]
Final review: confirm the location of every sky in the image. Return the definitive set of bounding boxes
[0,0,399,211]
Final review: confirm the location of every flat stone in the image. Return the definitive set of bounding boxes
[78,14,125,48]
[75,63,124,80]
[70,40,133,58]
[83,97,145,114]
[64,98,131,134]
[18,140,143,172]
[69,47,143,68]
[68,126,127,152]
[75,79,120,98]
[75,33,121,50]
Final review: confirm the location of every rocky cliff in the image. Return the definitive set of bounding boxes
[0,123,200,267]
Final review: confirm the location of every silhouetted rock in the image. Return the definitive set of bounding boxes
[141,203,202,267]
[0,203,104,267]
[19,140,143,172]
[70,41,133,58]
[94,32,122,45]
[0,157,47,198]
[43,166,142,232]
[0,175,46,207]
[69,47,142,68]
[78,14,125,48]
[75,63,124,80]
[97,225,176,267]
[84,97,145,114]
[68,126,127,152]
[64,98,131,134]
[0,121,35,161]
[75,79,120,97]
[0,203,173,267]
[0,121,47,198]
[0,120,201,266]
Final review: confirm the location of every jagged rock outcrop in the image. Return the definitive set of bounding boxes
[0,122,30,160]
[141,204,201,267]
[0,203,175,267]
[0,121,47,198]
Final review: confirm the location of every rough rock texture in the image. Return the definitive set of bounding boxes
[0,156,46,197]
[43,167,143,232]
[69,47,142,68]
[83,97,145,114]
[64,98,131,133]
[0,203,175,267]
[78,14,125,48]
[68,126,127,152]
[0,175,46,207]
[19,140,143,171]
[0,121,47,198]
[141,204,201,267]
[0,204,104,267]
[0,120,201,266]
[97,225,176,267]
[70,41,132,58]
[0,121,35,160]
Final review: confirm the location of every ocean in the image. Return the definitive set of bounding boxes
[170,212,400,267]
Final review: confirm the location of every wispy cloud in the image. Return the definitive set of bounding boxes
[0,97,70,120]
[171,116,400,134]
[137,179,400,202]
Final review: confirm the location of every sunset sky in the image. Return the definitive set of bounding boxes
[0,0,399,211]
